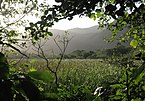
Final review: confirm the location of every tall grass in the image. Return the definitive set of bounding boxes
[58,59,121,90]
[9,59,122,91]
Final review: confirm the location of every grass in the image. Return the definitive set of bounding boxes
[58,59,121,88]
[8,57,145,101]
[9,59,122,91]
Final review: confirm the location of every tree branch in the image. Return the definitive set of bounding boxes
[0,41,28,58]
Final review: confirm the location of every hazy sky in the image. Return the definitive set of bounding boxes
[48,0,99,30]
[52,16,99,30]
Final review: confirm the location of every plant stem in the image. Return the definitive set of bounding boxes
[126,70,131,101]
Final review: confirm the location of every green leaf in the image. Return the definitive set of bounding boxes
[28,71,54,83]
[28,68,37,72]
[131,98,142,101]
[121,21,127,25]
[30,59,37,64]
[133,63,145,81]
[90,13,96,20]
[97,12,102,18]
[134,71,144,84]
[0,52,9,79]
[142,85,145,91]
[93,96,102,101]
[142,29,145,35]
[122,38,125,41]
[130,40,138,48]
[109,95,122,100]
[133,34,138,39]
[143,41,145,45]
[0,52,8,63]
[111,84,126,89]
[133,30,138,34]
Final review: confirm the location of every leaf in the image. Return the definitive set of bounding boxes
[30,59,37,63]
[28,68,37,72]
[141,52,145,61]
[27,71,54,83]
[0,52,9,79]
[93,96,102,101]
[134,71,144,84]
[90,13,96,20]
[142,85,145,91]
[109,95,122,100]
[43,93,58,100]
[121,21,127,25]
[15,93,27,101]
[41,16,46,20]
[55,0,62,3]
[131,98,142,101]
[20,80,41,101]
[133,30,138,34]
[110,84,126,89]
[105,4,117,12]
[143,42,145,45]
[122,38,125,41]
[142,29,145,35]
[29,22,34,27]
[133,34,138,39]
[133,63,145,81]
[130,40,138,48]
[44,10,48,15]
[47,32,53,36]
[97,12,102,18]
[116,8,124,16]
[0,80,13,101]
[0,52,8,63]
[25,27,31,31]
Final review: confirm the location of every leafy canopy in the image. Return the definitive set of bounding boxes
[0,0,48,49]
[0,0,145,51]
[27,0,145,50]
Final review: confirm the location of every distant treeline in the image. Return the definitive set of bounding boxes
[7,45,133,59]
[62,45,133,59]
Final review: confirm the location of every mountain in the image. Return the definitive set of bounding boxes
[27,25,128,55]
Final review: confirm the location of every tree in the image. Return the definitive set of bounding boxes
[0,0,48,54]
[0,1,54,100]
[28,0,145,50]
[0,0,144,50]
[1,0,144,50]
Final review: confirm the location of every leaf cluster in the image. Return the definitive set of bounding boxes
[27,0,145,50]
[0,52,54,101]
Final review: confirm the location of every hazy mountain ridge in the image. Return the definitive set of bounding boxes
[29,25,128,54]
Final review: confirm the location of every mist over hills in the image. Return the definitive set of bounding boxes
[34,25,128,54]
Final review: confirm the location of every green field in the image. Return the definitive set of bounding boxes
[9,59,122,85]
[6,53,145,101]
[8,58,124,100]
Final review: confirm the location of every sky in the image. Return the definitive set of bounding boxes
[0,0,99,31]
[47,0,99,30]
[51,16,99,30]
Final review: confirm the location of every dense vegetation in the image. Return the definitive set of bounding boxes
[0,0,145,101]
[63,45,133,59]
[7,45,133,59]
[9,58,122,101]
